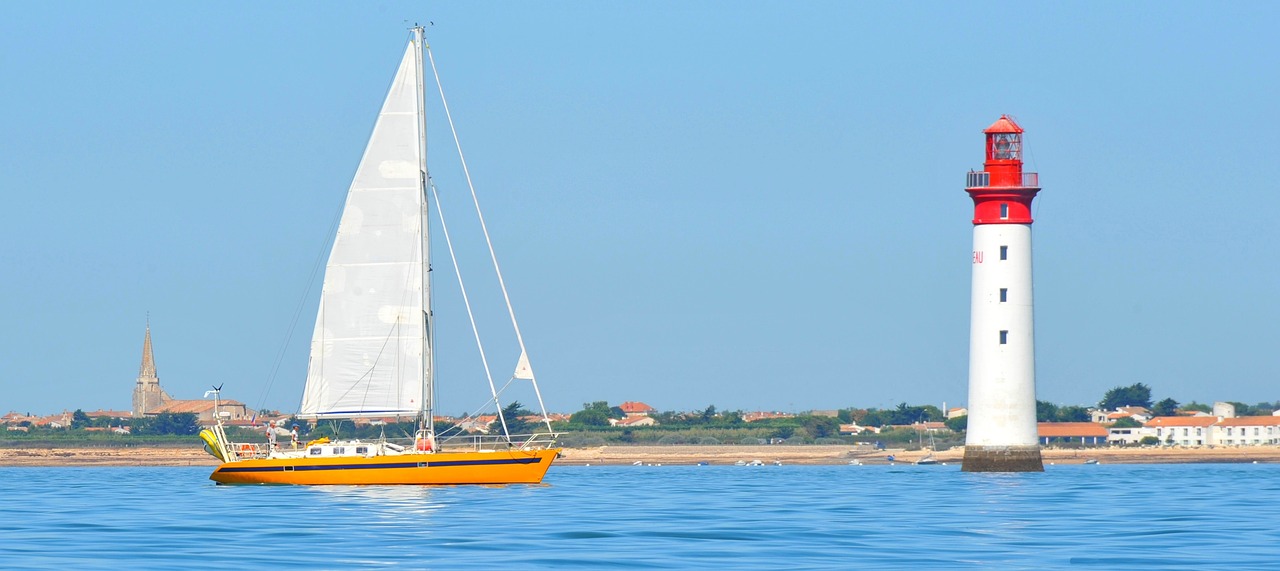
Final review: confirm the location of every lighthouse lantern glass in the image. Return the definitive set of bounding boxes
[990,133,1021,161]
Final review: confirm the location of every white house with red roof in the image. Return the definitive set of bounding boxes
[1212,416,1280,446]
[1091,406,1152,424]
[1134,413,1280,447]
[612,415,657,427]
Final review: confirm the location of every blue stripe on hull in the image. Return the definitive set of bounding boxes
[216,456,542,474]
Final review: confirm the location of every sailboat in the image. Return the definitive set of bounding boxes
[202,26,559,485]
[915,425,940,465]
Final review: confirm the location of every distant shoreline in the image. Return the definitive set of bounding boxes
[3,444,1280,468]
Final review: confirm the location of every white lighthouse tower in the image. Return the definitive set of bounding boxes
[962,115,1044,472]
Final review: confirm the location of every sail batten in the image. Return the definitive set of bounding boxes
[299,40,429,420]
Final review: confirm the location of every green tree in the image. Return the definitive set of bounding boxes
[770,425,796,440]
[1056,406,1092,422]
[1139,436,1161,446]
[1036,401,1059,422]
[134,412,200,435]
[1181,401,1212,413]
[1110,417,1142,428]
[1099,383,1153,410]
[569,401,613,427]
[800,415,840,439]
[494,401,535,437]
[71,409,91,429]
[1150,398,1179,417]
[699,405,717,424]
[945,415,968,432]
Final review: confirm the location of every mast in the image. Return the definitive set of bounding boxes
[413,24,434,436]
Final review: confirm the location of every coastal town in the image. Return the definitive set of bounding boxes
[3,325,1278,461]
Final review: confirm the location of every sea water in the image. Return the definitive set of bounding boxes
[2,463,1278,569]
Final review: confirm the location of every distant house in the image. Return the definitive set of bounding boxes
[946,407,968,419]
[887,422,950,434]
[0,412,37,426]
[150,399,252,425]
[1037,422,1109,445]
[1210,416,1280,446]
[839,423,878,435]
[84,409,131,421]
[1091,406,1152,424]
[457,415,497,434]
[612,416,656,427]
[618,401,656,418]
[1144,416,1217,446]
[1107,425,1157,445]
[743,411,795,423]
[1107,415,1280,447]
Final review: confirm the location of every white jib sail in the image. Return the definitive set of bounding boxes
[299,40,428,419]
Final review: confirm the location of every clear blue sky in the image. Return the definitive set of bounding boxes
[2,2,1278,416]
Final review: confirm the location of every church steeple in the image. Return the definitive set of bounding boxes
[139,320,157,378]
[132,318,170,417]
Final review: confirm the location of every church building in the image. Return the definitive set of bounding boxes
[131,323,253,424]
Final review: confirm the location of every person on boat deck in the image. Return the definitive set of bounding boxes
[290,424,300,449]
[266,421,278,450]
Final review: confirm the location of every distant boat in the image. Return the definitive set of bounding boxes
[1084,459,1099,465]
[915,426,941,465]
[201,26,559,485]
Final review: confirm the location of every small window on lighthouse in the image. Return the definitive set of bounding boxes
[999,288,1008,302]
[1000,203,1009,219]
[1000,246,1008,260]
[999,330,1008,344]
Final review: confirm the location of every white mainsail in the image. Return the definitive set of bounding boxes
[299,40,429,419]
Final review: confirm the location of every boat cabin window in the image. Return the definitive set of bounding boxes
[333,447,346,455]
[355,446,368,455]
[309,447,323,456]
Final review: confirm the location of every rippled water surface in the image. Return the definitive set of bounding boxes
[3,463,1279,569]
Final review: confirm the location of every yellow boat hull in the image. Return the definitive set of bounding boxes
[209,448,559,485]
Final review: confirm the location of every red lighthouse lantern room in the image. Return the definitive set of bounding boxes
[966,115,1040,225]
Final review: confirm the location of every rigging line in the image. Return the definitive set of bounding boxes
[425,45,554,432]
[326,319,408,409]
[428,181,511,441]
[258,186,348,414]
[436,391,509,444]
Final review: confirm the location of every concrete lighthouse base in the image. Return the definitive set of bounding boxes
[962,445,1044,472]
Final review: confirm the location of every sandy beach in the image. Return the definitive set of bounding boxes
[3,444,1280,467]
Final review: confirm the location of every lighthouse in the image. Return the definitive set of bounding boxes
[962,115,1044,472]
